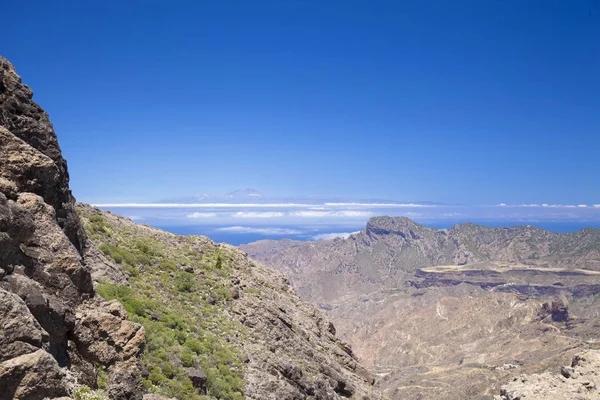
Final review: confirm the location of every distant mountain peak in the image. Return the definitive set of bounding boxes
[225,188,263,198]
[366,216,424,234]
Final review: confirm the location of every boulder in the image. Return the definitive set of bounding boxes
[185,367,208,394]
[0,349,68,399]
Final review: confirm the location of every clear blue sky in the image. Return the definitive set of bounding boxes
[3,0,599,205]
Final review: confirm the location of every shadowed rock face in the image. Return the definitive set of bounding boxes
[0,56,144,400]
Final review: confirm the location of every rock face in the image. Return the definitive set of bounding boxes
[0,56,144,399]
[497,350,600,399]
[0,58,86,253]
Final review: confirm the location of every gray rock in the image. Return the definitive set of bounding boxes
[185,367,207,394]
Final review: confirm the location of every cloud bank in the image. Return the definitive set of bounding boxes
[216,226,303,235]
[312,231,360,241]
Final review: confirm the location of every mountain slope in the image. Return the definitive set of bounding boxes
[79,205,380,400]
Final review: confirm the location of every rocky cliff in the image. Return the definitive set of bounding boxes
[0,57,145,399]
[0,56,380,400]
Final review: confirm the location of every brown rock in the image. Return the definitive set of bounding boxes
[0,57,87,253]
[0,288,44,362]
[0,349,68,399]
[0,57,146,400]
[74,300,145,364]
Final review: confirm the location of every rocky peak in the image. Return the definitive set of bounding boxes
[0,56,86,253]
[365,216,428,238]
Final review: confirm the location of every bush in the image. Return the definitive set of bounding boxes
[72,386,106,400]
[96,365,109,390]
[183,338,203,354]
[175,273,194,293]
[149,366,167,384]
[180,347,195,367]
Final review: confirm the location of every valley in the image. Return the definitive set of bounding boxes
[242,217,600,399]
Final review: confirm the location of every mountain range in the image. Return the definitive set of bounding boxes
[242,216,600,398]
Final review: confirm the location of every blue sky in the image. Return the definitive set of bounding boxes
[3,1,599,208]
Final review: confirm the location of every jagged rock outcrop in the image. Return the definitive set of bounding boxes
[496,350,600,399]
[0,56,144,399]
[0,59,86,253]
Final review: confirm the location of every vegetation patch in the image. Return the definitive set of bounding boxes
[80,209,246,400]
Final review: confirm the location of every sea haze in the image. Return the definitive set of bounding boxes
[94,195,600,245]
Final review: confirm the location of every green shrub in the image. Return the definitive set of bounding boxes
[175,273,194,293]
[96,365,109,390]
[183,338,203,354]
[180,347,195,367]
[160,260,177,272]
[72,386,106,400]
[149,366,167,384]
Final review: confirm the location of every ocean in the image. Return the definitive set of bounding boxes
[153,220,600,246]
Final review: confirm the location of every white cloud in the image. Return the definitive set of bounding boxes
[312,231,360,241]
[323,202,436,208]
[216,226,302,235]
[94,203,317,208]
[232,211,284,218]
[595,205,600,208]
[290,210,373,218]
[187,212,218,218]
[501,203,592,209]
